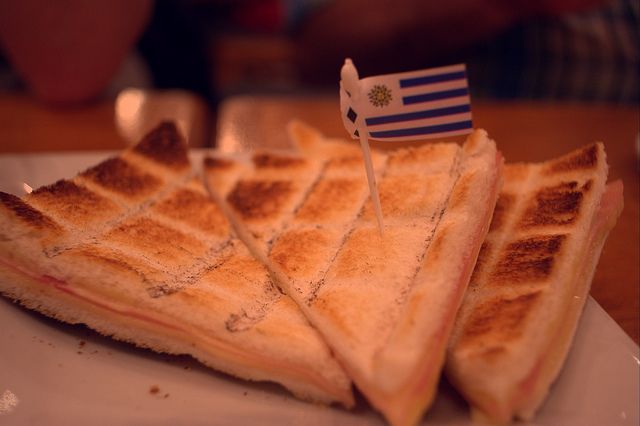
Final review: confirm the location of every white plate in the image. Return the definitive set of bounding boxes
[0,152,638,425]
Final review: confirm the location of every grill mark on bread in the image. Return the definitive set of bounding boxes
[306,278,325,305]
[185,250,283,332]
[0,192,61,231]
[29,180,121,225]
[422,223,449,264]
[489,193,515,232]
[313,227,384,280]
[325,179,441,287]
[227,180,293,220]
[491,235,566,285]
[519,181,591,228]
[267,153,376,304]
[252,153,307,169]
[468,241,491,289]
[466,168,538,290]
[104,217,208,265]
[146,284,181,297]
[270,228,322,276]
[460,291,542,349]
[153,188,230,237]
[543,143,599,174]
[133,121,189,169]
[383,146,462,312]
[304,155,391,305]
[269,227,337,297]
[67,242,230,299]
[289,159,333,219]
[149,262,214,297]
[304,224,361,306]
[225,310,261,332]
[80,157,162,198]
[294,178,363,223]
[86,233,235,298]
[316,146,460,315]
[225,282,281,332]
[312,146,459,321]
[389,222,444,310]
[32,179,81,198]
[41,169,195,259]
[219,150,325,247]
[288,160,369,304]
[68,245,179,297]
[150,240,236,297]
[448,142,611,422]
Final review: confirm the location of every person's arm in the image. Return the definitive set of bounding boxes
[0,0,153,105]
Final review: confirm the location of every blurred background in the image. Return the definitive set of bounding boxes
[0,0,638,145]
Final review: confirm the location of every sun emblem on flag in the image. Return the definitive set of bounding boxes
[368,85,393,107]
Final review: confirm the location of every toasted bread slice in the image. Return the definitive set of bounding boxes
[206,121,503,426]
[0,122,353,407]
[446,143,623,423]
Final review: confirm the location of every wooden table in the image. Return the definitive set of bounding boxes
[217,95,639,344]
[0,92,637,343]
[0,90,210,152]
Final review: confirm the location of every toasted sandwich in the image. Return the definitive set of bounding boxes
[204,121,503,426]
[446,143,623,423]
[0,122,353,407]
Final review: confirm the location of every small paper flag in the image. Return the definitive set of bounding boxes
[340,61,472,141]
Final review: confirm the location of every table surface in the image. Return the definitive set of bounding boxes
[0,92,637,343]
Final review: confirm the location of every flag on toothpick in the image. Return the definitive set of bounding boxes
[340,61,472,141]
[339,59,473,233]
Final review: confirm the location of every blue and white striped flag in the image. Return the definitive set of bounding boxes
[340,61,472,141]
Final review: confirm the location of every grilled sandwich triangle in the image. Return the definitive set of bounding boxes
[0,122,353,407]
[446,143,624,423]
[204,121,503,426]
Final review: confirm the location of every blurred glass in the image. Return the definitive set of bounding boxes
[115,88,209,147]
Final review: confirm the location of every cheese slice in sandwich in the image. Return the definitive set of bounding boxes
[446,143,623,423]
[205,121,503,426]
[0,122,353,407]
